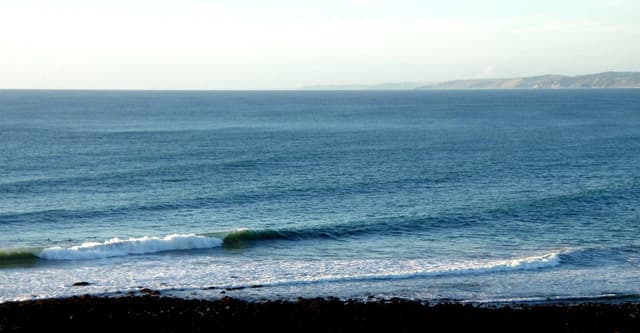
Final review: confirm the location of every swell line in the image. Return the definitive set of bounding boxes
[213,215,480,248]
[0,218,458,266]
[4,226,636,268]
[0,250,41,268]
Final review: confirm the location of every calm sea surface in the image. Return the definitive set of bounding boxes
[1,90,639,302]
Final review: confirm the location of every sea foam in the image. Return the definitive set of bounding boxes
[277,252,563,286]
[38,234,222,260]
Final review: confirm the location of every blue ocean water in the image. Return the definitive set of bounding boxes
[0,89,639,303]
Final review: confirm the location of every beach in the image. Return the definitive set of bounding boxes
[1,295,639,332]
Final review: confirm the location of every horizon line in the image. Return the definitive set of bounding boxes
[2,87,640,92]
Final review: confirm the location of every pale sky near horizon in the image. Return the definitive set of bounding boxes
[1,0,639,89]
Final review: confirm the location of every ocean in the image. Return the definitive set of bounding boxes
[1,89,639,303]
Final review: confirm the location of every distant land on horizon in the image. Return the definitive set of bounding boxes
[303,72,640,90]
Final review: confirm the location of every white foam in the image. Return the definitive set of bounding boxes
[424,252,561,277]
[38,234,222,260]
[259,252,563,287]
[6,248,637,303]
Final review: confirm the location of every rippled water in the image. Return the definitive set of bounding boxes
[1,90,639,302]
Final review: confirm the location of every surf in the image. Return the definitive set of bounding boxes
[194,251,565,292]
[38,234,222,260]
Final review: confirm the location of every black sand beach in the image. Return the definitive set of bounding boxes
[1,295,638,332]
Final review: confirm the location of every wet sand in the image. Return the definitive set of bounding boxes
[1,295,638,332]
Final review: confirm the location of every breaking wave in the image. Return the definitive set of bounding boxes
[38,234,222,260]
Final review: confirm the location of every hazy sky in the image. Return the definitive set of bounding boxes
[1,0,639,89]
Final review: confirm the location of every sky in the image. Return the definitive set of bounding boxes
[1,0,639,89]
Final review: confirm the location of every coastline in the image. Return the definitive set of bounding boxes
[1,295,639,332]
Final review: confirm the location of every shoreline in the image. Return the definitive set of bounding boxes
[1,295,639,332]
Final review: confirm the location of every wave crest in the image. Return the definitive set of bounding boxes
[38,234,222,260]
[0,250,40,268]
[221,228,294,248]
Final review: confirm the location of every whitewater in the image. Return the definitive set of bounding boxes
[0,230,568,302]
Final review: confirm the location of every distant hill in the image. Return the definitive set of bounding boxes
[302,72,640,90]
[417,72,640,89]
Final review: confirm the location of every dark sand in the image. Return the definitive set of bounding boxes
[1,295,639,332]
